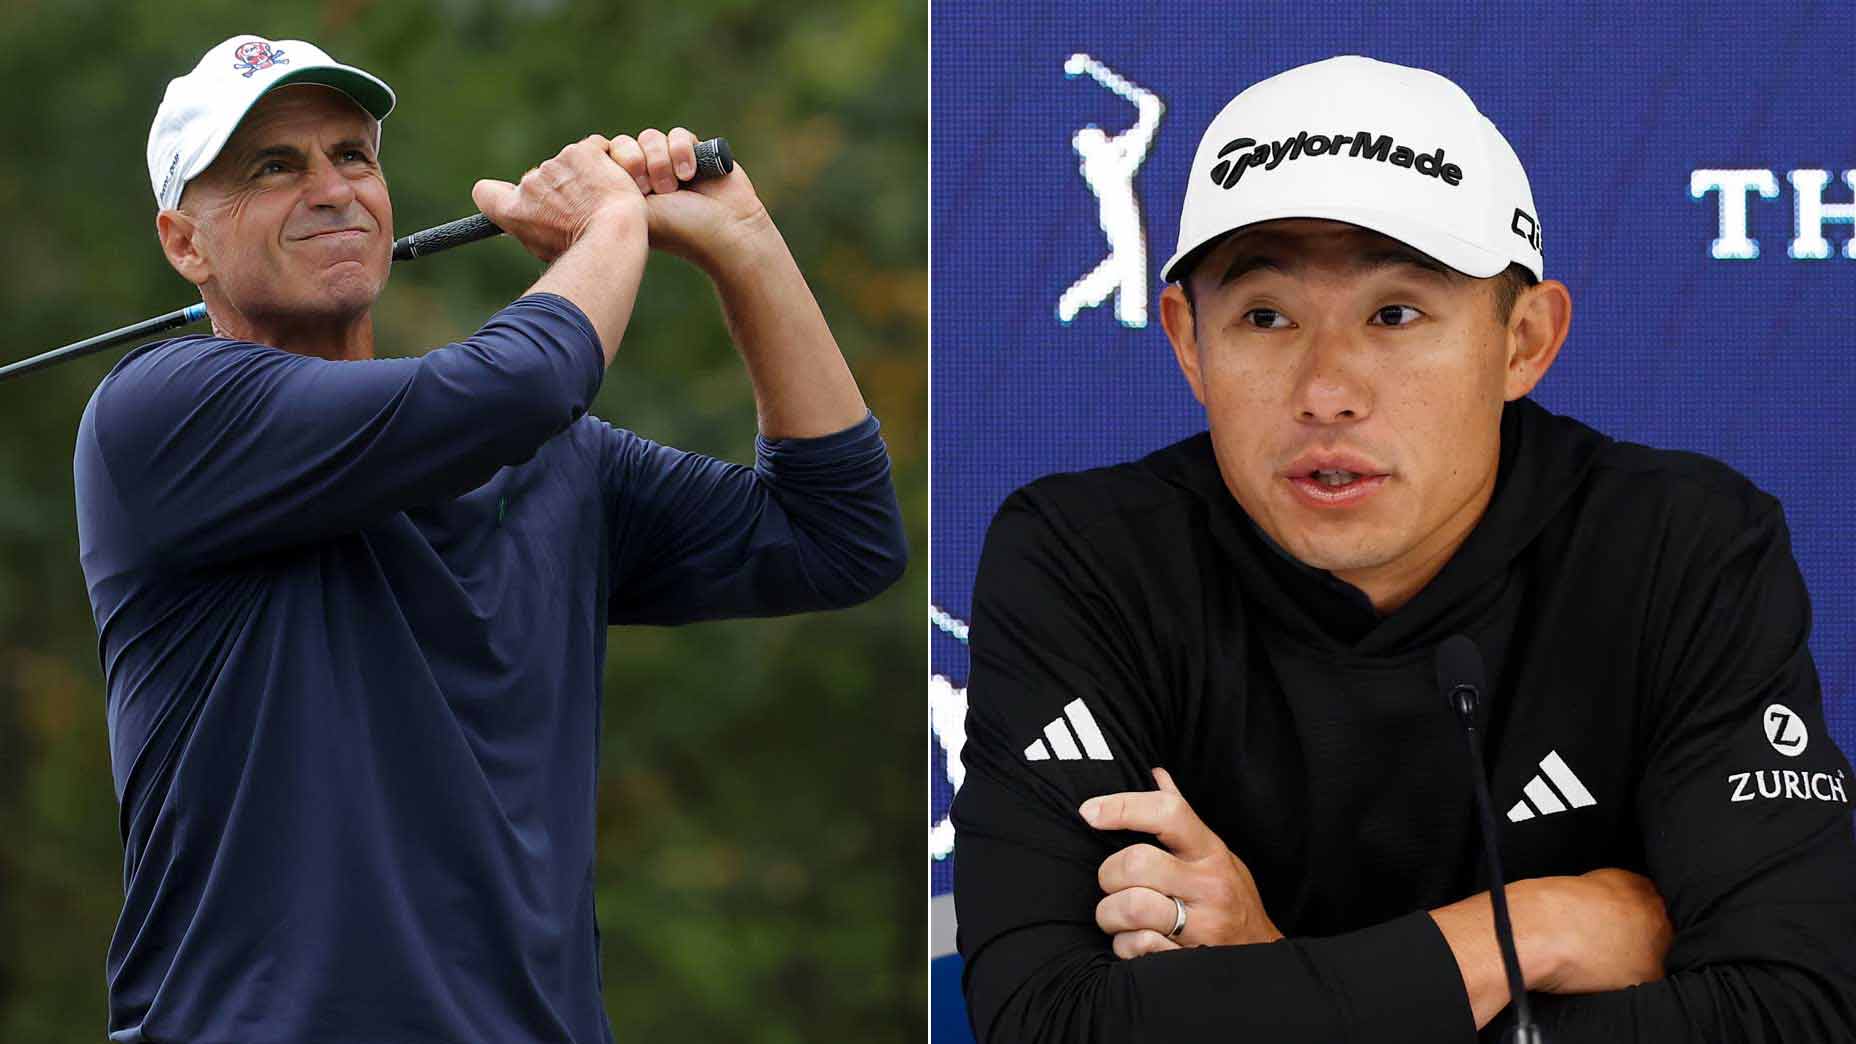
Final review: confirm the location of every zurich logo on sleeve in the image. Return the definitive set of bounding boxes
[1724,703,1849,805]
[1763,703,1808,757]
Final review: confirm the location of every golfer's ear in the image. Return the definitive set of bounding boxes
[1160,283,1206,405]
[1503,277,1572,401]
[156,208,211,286]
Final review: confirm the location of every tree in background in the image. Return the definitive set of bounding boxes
[0,1,925,1040]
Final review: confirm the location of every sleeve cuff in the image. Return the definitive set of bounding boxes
[757,410,881,452]
[1294,910,1479,1044]
[754,411,887,479]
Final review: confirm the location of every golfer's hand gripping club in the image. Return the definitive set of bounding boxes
[394,136,733,261]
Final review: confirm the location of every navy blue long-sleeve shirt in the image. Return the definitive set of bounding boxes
[72,293,906,1044]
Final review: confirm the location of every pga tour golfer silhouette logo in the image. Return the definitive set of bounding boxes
[1058,55,1163,329]
[233,40,289,78]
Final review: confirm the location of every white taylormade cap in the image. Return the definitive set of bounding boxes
[1162,55,1542,283]
[147,35,395,210]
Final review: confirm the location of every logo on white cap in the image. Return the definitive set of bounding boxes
[146,35,395,210]
[1208,129,1464,192]
[231,40,289,78]
[1163,55,1543,285]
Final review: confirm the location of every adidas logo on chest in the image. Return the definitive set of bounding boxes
[1506,750,1597,822]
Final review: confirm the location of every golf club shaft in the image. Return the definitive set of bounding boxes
[0,304,208,382]
[2,136,736,383]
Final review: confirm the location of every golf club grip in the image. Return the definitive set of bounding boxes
[394,213,501,260]
[392,136,735,262]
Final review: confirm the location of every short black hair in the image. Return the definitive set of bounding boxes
[1178,259,1537,326]
[1487,263,1537,326]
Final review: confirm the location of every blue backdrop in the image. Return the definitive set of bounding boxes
[929,2,1856,1039]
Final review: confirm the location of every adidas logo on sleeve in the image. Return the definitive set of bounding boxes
[1507,750,1597,822]
[1025,699,1114,762]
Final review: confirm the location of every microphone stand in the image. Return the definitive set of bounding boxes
[1439,635,1544,1044]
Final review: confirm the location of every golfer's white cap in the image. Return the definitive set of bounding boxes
[1162,55,1542,284]
[147,35,395,211]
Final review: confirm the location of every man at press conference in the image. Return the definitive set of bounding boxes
[952,55,1856,1042]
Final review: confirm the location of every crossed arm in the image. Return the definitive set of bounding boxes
[1080,767,1672,1032]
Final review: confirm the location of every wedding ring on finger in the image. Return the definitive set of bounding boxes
[1168,895,1187,939]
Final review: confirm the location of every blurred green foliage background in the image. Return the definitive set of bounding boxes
[0,0,925,1040]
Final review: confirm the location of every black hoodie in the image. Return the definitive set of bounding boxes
[952,397,1856,1042]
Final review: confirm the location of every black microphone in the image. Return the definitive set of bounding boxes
[391,136,736,261]
[1436,634,1544,1044]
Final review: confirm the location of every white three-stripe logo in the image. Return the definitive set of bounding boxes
[1025,699,1113,762]
[1507,750,1597,822]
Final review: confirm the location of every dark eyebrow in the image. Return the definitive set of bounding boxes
[330,137,375,156]
[1360,248,1456,280]
[244,144,306,169]
[1216,253,1291,286]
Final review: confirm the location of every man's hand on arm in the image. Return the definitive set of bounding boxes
[604,126,869,439]
[1082,768,1284,958]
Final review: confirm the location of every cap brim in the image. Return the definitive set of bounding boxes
[175,64,397,198]
[1162,202,1516,284]
[270,66,395,121]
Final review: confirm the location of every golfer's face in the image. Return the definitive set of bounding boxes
[1167,219,1512,599]
[183,84,392,325]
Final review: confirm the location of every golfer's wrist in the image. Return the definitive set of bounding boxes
[1430,889,1524,1030]
[1509,876,1573,991]
[691,205,782,282]
[577,201,647,253]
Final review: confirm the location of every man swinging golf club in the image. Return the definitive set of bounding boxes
[78,34,905,1043]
